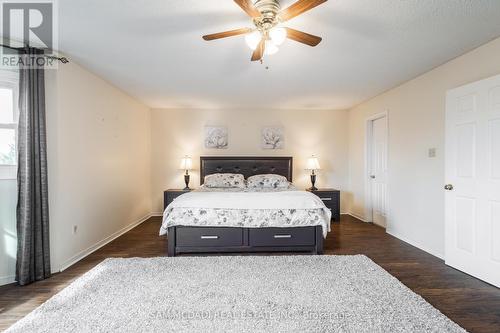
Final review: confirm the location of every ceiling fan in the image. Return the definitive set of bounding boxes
[202,0,328,62]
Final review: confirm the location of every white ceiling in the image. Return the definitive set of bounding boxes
[59,0,500,110]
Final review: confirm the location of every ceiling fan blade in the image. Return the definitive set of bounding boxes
[202,28,253,41]
[234,0,261,18]
[280,0,327,22]
[285,27,322,46]
[251,39,266,61]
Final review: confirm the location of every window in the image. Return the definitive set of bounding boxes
[0,70,18,180]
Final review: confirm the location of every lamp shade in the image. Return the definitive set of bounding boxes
[306,156,321,170]
[245,30,261,50]
[269,27,287,46]
[179,156,193,170]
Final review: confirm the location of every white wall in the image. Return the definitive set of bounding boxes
[0,180,16,284]
[348,37,500,258]
[150,108,349,213]
[45,61,151,272]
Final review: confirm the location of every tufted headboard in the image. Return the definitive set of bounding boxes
[200,156,293,185]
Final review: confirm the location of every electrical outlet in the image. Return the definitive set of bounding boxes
[73,225,78,234]
[428,148,437,158]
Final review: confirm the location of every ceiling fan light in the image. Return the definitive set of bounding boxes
[245,30,262,50]
[269,27,287,46]
[264,40,279,55]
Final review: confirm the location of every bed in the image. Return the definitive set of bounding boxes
[161,156,331,256]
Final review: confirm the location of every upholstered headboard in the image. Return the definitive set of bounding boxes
[200,156,293,185]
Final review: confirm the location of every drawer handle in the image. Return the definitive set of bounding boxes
[200,235,219,240]
[320,197,332,201]
[274,235,292,239]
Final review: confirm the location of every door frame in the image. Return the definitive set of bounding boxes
[364,111,389,224]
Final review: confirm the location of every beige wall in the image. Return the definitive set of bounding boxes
[348,37,500,258]
[45,61,151,272]
[151,108,349,213]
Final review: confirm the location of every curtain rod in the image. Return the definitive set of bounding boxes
[1,43,69,64]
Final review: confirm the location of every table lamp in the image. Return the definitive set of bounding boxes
[180,156,193,190]
[306,156,321,191]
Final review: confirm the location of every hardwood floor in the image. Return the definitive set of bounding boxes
[1,215,499,332]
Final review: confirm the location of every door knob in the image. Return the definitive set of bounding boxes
[370,175,376,179]
[444,184,454,191]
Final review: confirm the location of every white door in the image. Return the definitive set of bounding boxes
[445,74,500,288]
[368,115,388,227]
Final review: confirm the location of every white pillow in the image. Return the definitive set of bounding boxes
[247,174,290,189]
[204,173,245,188]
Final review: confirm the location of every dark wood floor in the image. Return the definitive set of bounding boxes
[1,215,499,332]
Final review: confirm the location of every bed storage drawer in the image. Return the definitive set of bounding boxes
[176,227,243,247]
[249,227,316,247]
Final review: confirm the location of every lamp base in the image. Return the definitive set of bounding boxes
[184,174,190,191]
[308,173,317,191]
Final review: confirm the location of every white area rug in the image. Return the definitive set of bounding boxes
[6,255,466,333]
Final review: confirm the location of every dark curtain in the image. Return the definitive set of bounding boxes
[16,47,51,286]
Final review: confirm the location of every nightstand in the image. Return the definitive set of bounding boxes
[307,188,341,222]
[164,189,192,210]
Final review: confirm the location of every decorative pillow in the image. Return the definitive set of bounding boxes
[204,173,245,188]
[247,174,290,189]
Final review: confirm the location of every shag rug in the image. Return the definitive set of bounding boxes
[6,255,466,333]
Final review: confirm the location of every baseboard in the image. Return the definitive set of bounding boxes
[57,213,153,272]
[386,229,444,260]
[0,274,15,286]
[345,211,370,223]
[53,211,443,272]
